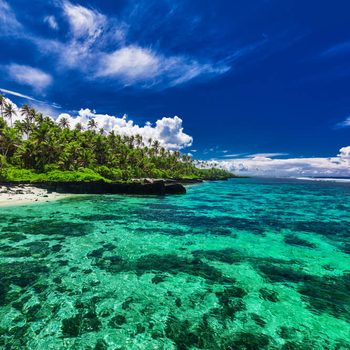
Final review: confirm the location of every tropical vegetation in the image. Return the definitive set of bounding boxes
[0,97,233,183]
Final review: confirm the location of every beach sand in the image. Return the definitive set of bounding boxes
[0,185,70,207]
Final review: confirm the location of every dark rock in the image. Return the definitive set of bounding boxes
[0,180,186,195]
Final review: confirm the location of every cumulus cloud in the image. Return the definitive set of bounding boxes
[1,94,62,123]
[6,64,52,92]
[1,95,192,150]
[44,15,58,30]
[204,150,350,177]
[338,146,350,160]
[57,109,192,150]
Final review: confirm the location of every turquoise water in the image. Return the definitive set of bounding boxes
[0,178,350,349]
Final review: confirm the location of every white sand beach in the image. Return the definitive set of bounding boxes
[0,185,69,207]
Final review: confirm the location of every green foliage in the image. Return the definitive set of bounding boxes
[0,167,108,182]
[0,100,235,182]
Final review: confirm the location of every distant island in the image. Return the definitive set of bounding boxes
[0,97,233,196]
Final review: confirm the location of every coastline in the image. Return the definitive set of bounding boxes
[0,177,236,207]
[0,184,71,207]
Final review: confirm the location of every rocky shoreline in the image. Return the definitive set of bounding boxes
[0,177,236,206]
[0,179,187,202]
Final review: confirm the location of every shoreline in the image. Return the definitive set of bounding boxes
[0,177,235,207]
[0,184,71,207]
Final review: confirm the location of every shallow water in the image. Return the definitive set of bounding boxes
[0,178,350,349]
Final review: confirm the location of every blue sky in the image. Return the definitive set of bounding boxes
[0,0,350,171]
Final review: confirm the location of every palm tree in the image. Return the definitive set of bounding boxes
[0,95,5,118]
[3,103,16,127]
[87,118,97,130]
[20,104,31,120]
[75,123,83,131]
[59,117,70,129]
[152,140,160,154]
[35,113,44,125]
[0,127,20,158]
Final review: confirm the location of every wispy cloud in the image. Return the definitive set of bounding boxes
[63,1,106,40]
[0,0,21,33]
[6,64,52,92]
[96,46,229,87]
[321,40,350,57]
[336,116,350,128]
[0,87,41,102]
[44,15,59,30]
[222,153,245,158]
[26,1,231,89]
[246,153,289,158]
[0,88,61,117]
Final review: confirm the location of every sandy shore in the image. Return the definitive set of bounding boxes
[0,185,70,207]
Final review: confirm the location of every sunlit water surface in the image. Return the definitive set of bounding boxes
[0,178,350,349]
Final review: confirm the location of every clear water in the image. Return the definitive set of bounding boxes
[0,178,350,350]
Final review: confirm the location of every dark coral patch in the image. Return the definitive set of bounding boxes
[109,314,126,328]
[61,315,81,337]
[284,234,316,248]
[257,264,312,283]
[298,273,350,321]
[292,220,350,239]
[258,263,350,321]
[228,332,271,350]
[135,254,236,284]
[251,313,267,327]
[192,248,242,264]
[0,261,48,306]
[259,288,279,302]
[2,220,91,237]
[0,232,26,242]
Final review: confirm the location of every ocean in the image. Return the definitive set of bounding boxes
[0,178,349,349]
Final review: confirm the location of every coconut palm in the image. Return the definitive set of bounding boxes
[0,95,5,118]
[75,123,83,131]
[59,117,70,129]
[87,118,97,130]
[3,103,16,127]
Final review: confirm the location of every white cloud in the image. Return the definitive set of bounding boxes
[97,46,159,81]
[222,153,245,158]
[204,150,350,177]
[6,64,52,92]
[2,96,192,149]
[246,153,288,158]
[34,2,229,88]
[44,15,58,30]
[0,0,21,33]
[63,1,106,39]
[96,45,229,87]
[336,116,350,128]
[338,146,350,160]
[0,88,40,102]
[57,109,192,150]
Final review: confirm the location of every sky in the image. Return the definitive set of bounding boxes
[0,0,350,176]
